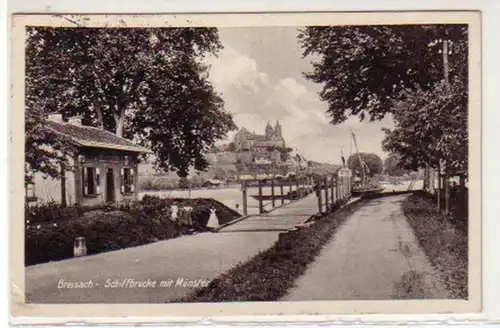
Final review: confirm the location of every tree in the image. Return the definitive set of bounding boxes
[298,25,468,124]
[382,78,468,176]
[383,153,408,176]
[347,153,383,177]
[26,25,237,178]
[299,24,468,177]
[178,177,190,189]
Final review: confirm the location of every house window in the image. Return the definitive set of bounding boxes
[121,168,134,194]
[82,167,100,196]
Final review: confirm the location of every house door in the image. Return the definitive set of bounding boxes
[106,168,115,202]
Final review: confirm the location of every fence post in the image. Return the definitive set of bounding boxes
[258,180,264,214]
[242,181,248,216]
[289,178,293,201]
[317,178,322,214]
[296,178,300,198]
[324,176,329,211]
[280,180,284,205]
[271,179,275,208]
[340,177,343,200]
[330,176,335,207]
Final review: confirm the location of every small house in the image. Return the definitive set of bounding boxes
[26,114,152,206]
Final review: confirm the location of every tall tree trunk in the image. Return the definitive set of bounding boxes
[94,101,104,129]
[444,173,450,215]
[115,114,125,137]
[424,163,429,191]
[436,161,441,212]
[60,162,67,207]
[459,174,466,206]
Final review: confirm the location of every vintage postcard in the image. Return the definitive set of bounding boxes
[10,11,481,319]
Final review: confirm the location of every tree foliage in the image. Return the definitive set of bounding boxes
[382,78,468,175]
[299,24,468,175]
[347,152,383,177]
[26,25,236,178]
[383,153,409,176]
[299,24,467,124]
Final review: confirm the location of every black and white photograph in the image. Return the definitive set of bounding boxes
[11,12,481,316]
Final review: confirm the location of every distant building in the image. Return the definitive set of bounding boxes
[233,121,286,152]
[254,157,272,165]
[202,179,224,188]
[26,114,152,206]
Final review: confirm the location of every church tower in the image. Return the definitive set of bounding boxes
[265,121,274,139]
[274,120,282,138]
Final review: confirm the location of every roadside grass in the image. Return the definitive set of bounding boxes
[174,198,364,302]
[401,192,468,299]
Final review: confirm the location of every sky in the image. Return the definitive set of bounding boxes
[206,26,395,165]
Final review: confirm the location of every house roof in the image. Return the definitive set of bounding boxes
[46,120,152,154]
[236,127,251,135]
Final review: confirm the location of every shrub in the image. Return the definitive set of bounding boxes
[25,201,84,224]
[25,196,241,266]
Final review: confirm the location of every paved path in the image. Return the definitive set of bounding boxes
[219,194,318,232]
[282,194,449,301]
[26,231,279,303]
[25,194,319,303]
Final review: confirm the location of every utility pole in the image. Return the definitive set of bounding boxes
[351,130,365,184]
[443,40,450,84]
[60,162,67,206]
[442,39,451,215]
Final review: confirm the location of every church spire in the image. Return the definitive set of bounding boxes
[274,120,282,137]
[265,121,274,138]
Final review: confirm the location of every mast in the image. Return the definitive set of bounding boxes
[351,130,365,184]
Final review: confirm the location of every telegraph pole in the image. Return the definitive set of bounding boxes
[443,40,450,84]
[433,39,451,214]
[442,40,451,215]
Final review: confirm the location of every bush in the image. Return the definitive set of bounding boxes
[138,176,179,190]
[25,201,84,224]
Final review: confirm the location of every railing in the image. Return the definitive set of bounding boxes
[239,173,352,216]
[240,175,315,215]
[315,174,352,214]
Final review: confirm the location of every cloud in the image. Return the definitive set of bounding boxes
[206,46,393,164]
[208,47,268,93]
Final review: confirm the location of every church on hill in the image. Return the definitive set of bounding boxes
[233,121,286,152]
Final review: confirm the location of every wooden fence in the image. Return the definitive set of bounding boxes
[315,174,352,214]
[240,176,316,215]
[240,174,352,216]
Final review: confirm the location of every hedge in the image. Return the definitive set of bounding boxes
[25,196,241,266]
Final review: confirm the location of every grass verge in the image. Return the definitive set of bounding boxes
[173,198,364,302]
[401,192,468,299]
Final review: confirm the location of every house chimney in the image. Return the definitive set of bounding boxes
[48,113,63,123]
[68,116,82,126]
